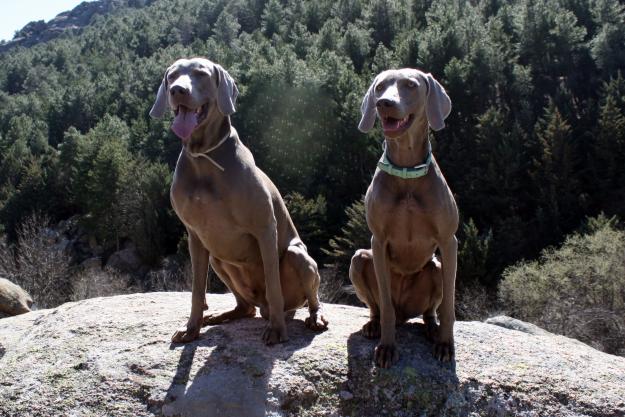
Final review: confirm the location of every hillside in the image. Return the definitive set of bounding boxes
[0,1,154,52]
[1,293,624,417]
[0,0,624,320]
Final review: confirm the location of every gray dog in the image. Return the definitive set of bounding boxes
[150,58,328,344]
[350,69,458,367]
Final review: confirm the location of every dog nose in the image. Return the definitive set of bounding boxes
[376,98,395,108]
[170,85,189,96]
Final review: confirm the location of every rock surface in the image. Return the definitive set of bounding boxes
[0,292,623,417]
[0,277,32,318]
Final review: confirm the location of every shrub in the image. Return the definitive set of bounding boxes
[324,196,370,272]
[322,197,370,304]
[284,192,328,261]
[499,216,625,355]
[71,267,131,301]
[141,259,192,293]
[0,212,72,308]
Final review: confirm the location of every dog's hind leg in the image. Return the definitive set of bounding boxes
[280,243,328,331]
[202,256,256,325]
[349,249,382,339]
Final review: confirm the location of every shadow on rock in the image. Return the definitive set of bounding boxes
[343,320,460,417]
[162,316,319,417]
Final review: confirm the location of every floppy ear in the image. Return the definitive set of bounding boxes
[149,70,169,119]
[358,75,379,133]
[424,73,452,131]
[215,64,239,116]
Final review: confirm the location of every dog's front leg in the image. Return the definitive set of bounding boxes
[257,224,288,345]
[372,235,399,368]
[434,235,457,361]
[172,230,209,343]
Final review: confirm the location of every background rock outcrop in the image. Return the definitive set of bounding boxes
[0,0,153,52]
[0,277,32,318]
[0,293,623,416]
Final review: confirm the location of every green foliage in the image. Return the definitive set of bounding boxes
[325,197,370,273]
[457,218,492,284]
[500,217,625,355]
[123,160,181,266]
[261,0,285,38]
[342,23,373,72]
[284,192,328,260]
[0,0,622,293]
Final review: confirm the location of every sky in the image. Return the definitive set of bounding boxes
[0,1,94,42]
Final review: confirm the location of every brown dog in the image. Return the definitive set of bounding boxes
[349,69,458,367]
[150,58,327,344]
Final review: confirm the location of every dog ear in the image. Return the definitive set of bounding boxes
[358,74,380,133]
[215,64,239,116]
[424,73,451,131]
[149,70,169,119]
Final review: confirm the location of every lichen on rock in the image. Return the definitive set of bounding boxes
[0,292,624,417]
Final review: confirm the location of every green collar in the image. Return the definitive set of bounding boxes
[377,141,432,179]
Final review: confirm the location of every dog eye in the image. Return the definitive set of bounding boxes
[375,84,384,92]
[407,81,416,88]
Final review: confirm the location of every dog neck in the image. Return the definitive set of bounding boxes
[184,105,232,168]
[187,104,231,150]
[383,117,430,168]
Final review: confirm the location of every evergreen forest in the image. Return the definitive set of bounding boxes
[1,0,624,344]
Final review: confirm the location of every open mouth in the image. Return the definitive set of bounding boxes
[171,103,209,141]
[381,114,414,133]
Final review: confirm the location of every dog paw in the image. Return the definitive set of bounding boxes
[433,339,455,362]
[305,314,329,331]
[361,320,381,339]
[202,313,226,326]
[262,324,289,345]
[374,343,399,368]
[171,326,200,343]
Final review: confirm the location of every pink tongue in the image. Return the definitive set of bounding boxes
[171,109,198,140]
[383,118,401,131]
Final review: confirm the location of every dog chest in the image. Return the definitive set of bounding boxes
[170,175,229,226]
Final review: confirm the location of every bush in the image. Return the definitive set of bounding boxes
[499,216,625,356]
[324,196,370,272]
[0,212,72,308]
[322,197,370,304]
[284,192,328,261]
[71,267,131,301]
[141,259,192,293]
[0,213,134,308]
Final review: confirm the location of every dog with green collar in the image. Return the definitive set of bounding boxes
[349,68,459,367]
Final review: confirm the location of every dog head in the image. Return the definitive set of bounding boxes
[149,58,239,141]
[358,69,451,137]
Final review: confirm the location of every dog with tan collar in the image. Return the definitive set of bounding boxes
[150,58,328,344]
[349,68,458,367]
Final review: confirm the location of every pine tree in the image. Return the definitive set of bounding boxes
[590,76,625,214]
[530,103,579,240]
[214,10,241,47]
[261,0,285,38]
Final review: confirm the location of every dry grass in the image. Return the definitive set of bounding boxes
[142,260,192,292]
[71,267,131,301]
